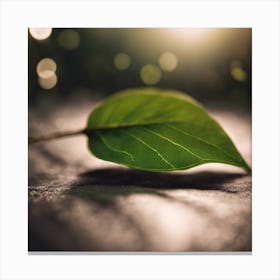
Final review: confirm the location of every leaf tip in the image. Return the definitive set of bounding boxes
[243,162,252,173]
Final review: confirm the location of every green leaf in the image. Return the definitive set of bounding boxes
[86,88,251,172]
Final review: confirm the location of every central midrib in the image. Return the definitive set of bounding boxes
[86,120,186,132]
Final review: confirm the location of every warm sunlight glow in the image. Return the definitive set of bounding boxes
[114,53,131,70]
[140,64,162,85]
[29,28,52,40]
[159,52,178,72]
[167,28,212,44]
[58,29,80,50]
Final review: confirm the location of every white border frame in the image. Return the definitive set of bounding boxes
[1,0,279,279]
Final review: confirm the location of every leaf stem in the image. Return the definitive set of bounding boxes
[28,128,86,144]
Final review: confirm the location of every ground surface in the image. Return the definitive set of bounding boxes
[28,99,252,252]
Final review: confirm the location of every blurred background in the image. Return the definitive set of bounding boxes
[28,28,251,112]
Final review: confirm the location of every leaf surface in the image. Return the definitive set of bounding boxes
[86,88,250,172]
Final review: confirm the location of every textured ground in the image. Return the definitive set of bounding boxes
[28,99,252,252]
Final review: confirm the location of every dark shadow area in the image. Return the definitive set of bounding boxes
[77,167,250,193]
[29,164,250,209]
[62,168,250,206]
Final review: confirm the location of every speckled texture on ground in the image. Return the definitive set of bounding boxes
[28,100,252,252]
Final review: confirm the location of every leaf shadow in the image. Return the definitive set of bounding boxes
[77,167,248,191]
[67,167,250,206]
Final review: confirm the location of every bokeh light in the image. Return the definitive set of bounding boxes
[114,53,131,70]
[140,64,162,85]
[230,61,247,82]
[58,29,80,50]
[28,28,251,110]
[29,28,52,40]
[36,58,57,78]
[36,58,57,90]
[38,74,58,90]
[159,52,178,72]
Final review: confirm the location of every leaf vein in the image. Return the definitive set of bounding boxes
[123,130,175,169]
[165,124,241,163]
[143,127,204,160]
[96,132,135,162]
